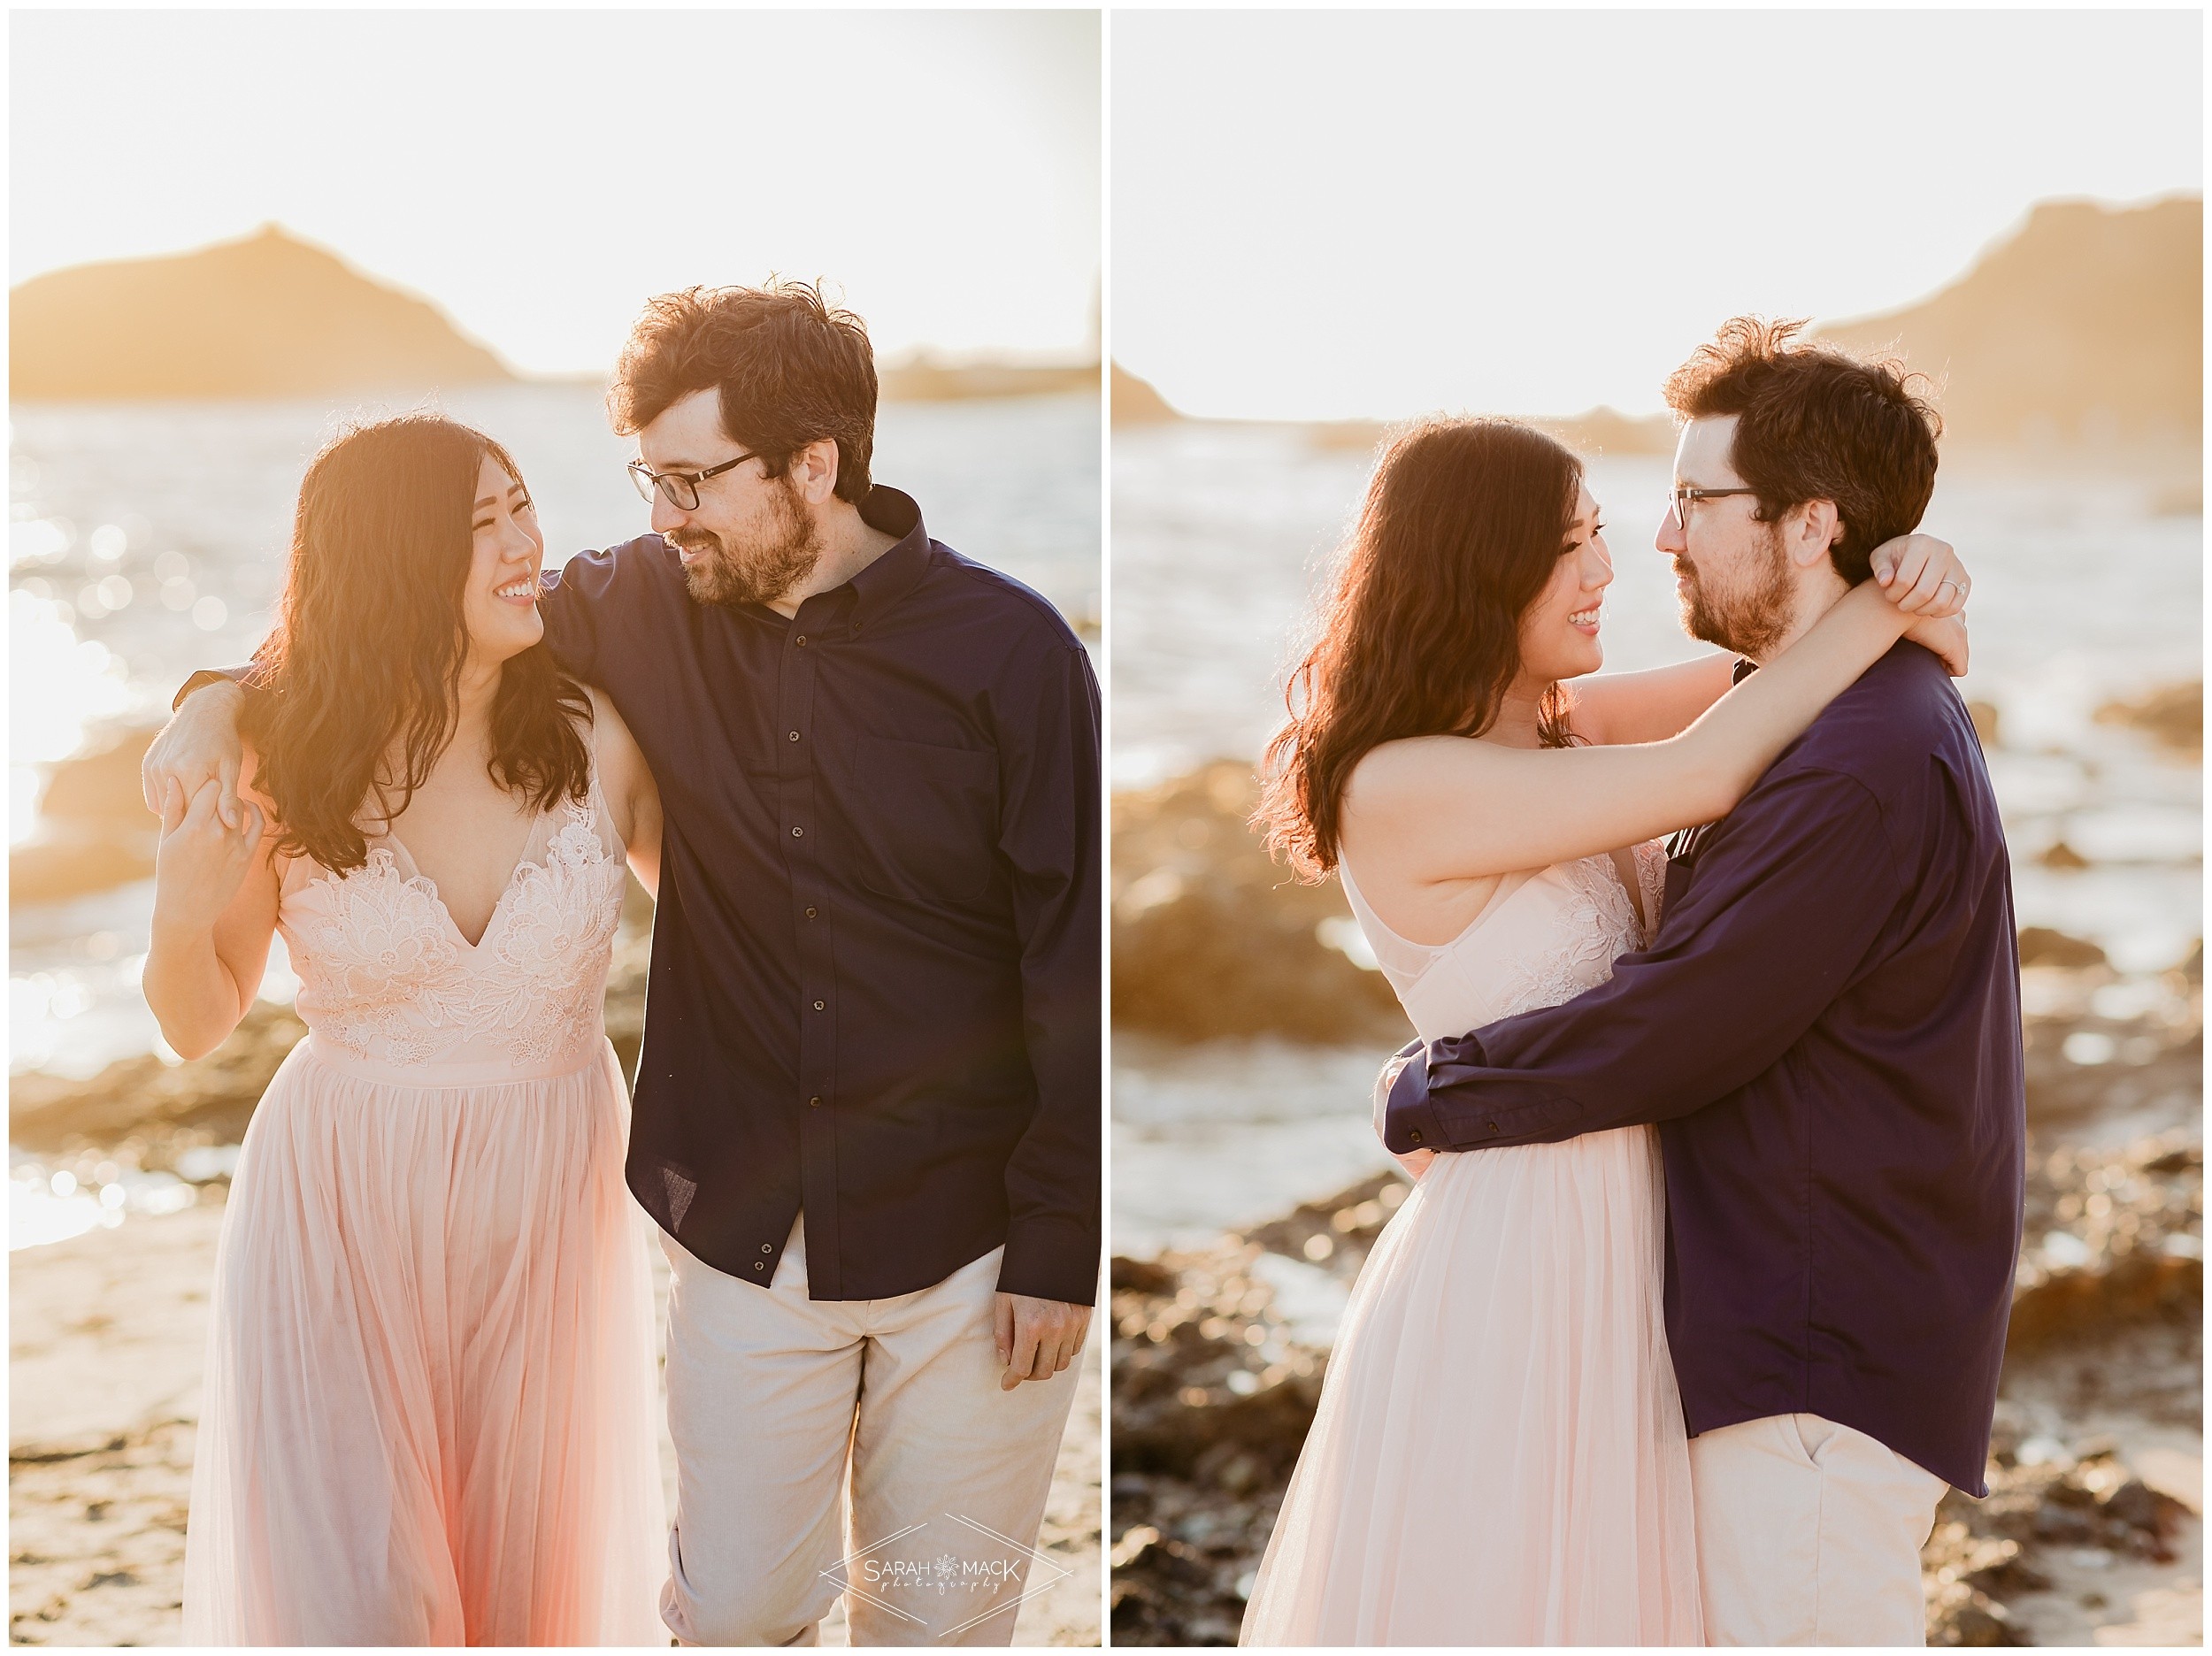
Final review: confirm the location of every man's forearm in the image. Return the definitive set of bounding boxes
[1380,768,1903,1158]
[1382,1027,1684,1154]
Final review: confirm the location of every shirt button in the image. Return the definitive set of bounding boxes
[761,1243,773,1254]
[795,635,808,648]
[1487,1122,1499,1134]
[1409,1129,1424,1145]
[804,907,818,919]
[788,731,800,742]
[753,1261,765,1271]
[809,1096,823,1108]
[791,826,804,838]
[813,1000,826,1011]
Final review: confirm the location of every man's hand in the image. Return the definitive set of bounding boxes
[992,1292,1091,1391]
[142,681,249,831]
[1372,1050,1434,1181]
[1869,533,1968,617]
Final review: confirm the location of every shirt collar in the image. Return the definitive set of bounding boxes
[808,485,931,634]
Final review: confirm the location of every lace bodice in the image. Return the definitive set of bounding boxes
[276,776,626,1077]
[1340,844,1668,1046]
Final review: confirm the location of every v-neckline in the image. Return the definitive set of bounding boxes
[377,823,541,953]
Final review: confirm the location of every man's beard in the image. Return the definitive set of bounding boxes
[1676,524,1794,659]
[669,475,824,610]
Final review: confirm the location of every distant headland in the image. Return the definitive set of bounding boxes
[1817,195,2200,457]
[11,224,1102,405]
[11,226,517,402]
[1116,194,2202,469]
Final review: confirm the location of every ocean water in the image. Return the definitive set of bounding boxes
[9,385,1100,1080]
[1111,419,2202,1250]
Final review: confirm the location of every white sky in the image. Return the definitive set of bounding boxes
[12,9,1101,376]
[1115,9,2202,421]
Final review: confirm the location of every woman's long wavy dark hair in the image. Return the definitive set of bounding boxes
[1257,418,1584,881]
[244,414,593,872]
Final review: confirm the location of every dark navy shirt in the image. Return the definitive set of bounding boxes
[534,486,1101,1304]
[1385,643,2024,1494]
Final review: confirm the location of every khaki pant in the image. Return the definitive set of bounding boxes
[658,1217,1081,1646]
[1691,1413,1949,1646]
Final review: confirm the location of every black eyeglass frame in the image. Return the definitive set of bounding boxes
[1670,485,1761,524]
[627,450,764,511]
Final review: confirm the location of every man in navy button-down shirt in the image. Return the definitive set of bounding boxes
[149,282,1099,1647]
[1382,321,2023,1644]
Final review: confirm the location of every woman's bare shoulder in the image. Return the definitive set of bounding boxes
[1345,732,1509,814]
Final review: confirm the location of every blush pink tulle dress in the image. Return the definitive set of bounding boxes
[1240,845,1703,1647]
[180,770,666,1645]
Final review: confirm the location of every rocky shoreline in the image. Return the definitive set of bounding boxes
[1108,957,2203,1646]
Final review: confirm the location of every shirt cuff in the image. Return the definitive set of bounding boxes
[173,663,256,712]
[995,1215,1099,1307]
[1381,1041,1448,1154]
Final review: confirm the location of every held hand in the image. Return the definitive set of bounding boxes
[1371,1053,1435,1181]
[141,681,249,831]
[152,776,265,937]
[1869,533,1969,618]
[993,1292,1092,1391]
[1903,611,1970,678]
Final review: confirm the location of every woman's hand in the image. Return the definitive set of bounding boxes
[1869,533,1969,617]
[1904,611,1970,678]
[153,776,265,939]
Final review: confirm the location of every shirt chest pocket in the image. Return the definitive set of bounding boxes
[844,734,1002,905]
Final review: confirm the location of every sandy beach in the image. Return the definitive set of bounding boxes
[10,1191,1102,1646]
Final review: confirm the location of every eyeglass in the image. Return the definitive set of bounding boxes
[627,450,762,512]
[1670,484,1760,525]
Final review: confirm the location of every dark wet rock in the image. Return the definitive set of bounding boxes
[1112,763,1409,1045]
[2017,926,2108,968]
[1932,1438,2196,1648]
[2094,680,2200,752]
[2009,1130,2203,1349]
[1241,1169,1402,1285]
[1110,1177,1395,1646]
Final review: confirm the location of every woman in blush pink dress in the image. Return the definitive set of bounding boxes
[146,416,666,1645]
[1239,418,1970,1645]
